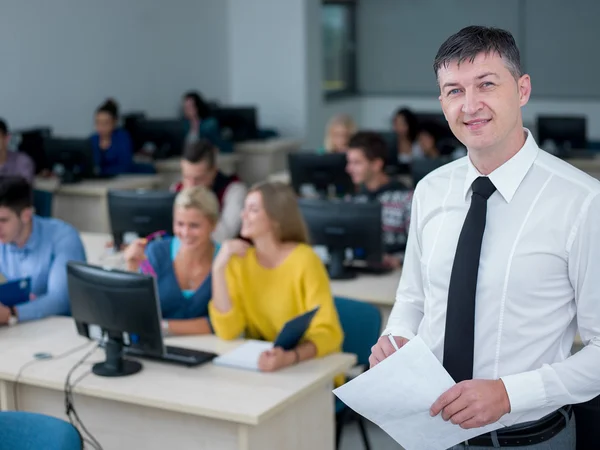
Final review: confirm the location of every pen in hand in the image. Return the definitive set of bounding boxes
[388,333,400,351]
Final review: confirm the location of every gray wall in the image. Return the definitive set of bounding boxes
[0,0,230,136]
[358,0,600,99]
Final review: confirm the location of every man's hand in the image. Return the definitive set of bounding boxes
[0,304,11,325]
[382,254,402,269]
[430,379,511,429]
[368,335,409,368]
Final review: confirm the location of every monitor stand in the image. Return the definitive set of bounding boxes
[328,248,357,280]
[93,337,143,377]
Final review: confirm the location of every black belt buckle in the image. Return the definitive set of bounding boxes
[466,406,572,447]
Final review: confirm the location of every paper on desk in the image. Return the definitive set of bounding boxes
[212,340,273,371]
[333,336,503,450]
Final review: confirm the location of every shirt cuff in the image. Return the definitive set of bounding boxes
[500,370,547,414]
[381,325,416,340]
[15,302,36,322]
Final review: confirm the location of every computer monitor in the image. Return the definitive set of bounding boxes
[412,157,451,186]
[107,189,176,249]
[135,119,186,159]
[298,198,383,279]
[44,137,96,183]
[12,127,52,174]
[537,116,587,153]
[213,106,258,142]
[288,153,354,198]
[67,261,164,377]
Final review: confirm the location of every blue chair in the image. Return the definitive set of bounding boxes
[0,411,82,449]
[33,189,53,218]
[334,297,382,450]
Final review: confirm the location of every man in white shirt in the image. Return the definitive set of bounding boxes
[369,26,600,449]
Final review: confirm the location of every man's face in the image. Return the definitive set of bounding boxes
[0,207,28,244]
[437,52,531,153]
[346,148,380,185]
[180,160,216,189]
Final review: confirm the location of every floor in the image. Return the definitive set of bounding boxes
[339,419,404,450]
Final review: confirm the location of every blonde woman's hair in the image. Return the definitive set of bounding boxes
[174,186,220,224]
[249,181,309,244]
[324,114,357,152]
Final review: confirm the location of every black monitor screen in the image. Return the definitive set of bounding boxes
[44,137,96,181]
[288,152,354,197]
[135,119,186,159]
[213,106,258,142]
[537,116,587,152]
[67,261,164,376]
[299,198,382,279]
[107,189,176,249]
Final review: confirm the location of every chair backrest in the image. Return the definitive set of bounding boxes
[334,297,382,367]
[0,411,82,449]
[33,189,53,218]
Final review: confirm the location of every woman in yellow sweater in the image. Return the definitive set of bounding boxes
[209,181,344,374]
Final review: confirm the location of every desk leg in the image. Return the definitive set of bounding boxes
[238,383,335,450]
[0,380,16,411]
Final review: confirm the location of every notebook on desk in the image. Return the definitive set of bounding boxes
[213,306,320,371]
[0,277,31,307]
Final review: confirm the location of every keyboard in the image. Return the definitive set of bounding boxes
[125,345,217,367]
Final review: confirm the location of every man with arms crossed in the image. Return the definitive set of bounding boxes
[369,26,600,449]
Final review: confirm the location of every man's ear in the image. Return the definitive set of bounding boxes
[20,207,34,224]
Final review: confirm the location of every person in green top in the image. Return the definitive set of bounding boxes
[182,91,233,153]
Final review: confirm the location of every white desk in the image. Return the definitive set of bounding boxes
[34,175,163,233]
[330,269,400,327]
[0,318,355,450]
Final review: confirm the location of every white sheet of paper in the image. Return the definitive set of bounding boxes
[333,336,503,450]
[212,340,273,371]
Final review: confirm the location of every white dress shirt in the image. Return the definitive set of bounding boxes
[384,129,600,427]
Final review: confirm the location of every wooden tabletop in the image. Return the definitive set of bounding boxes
[0,317,355,425]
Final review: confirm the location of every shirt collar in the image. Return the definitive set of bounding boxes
[463,128,539,203]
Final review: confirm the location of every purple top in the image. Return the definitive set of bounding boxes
[0,152,35,183]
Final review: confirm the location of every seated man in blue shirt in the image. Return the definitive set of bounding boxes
[0,176,86,324]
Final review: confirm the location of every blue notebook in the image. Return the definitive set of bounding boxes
[0,277,32,307]
[274,306,320,350]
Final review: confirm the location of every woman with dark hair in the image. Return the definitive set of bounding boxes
[182,91,232,153]
[90,98,133,175]
[416,121,442,159]
[392,107,423,164]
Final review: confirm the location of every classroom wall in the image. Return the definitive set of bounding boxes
[228,0,311,139]
[3,0,599,144]
[354,0,600,141]
[0,0,229,136]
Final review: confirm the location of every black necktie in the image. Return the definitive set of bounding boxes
[443,176,496,383]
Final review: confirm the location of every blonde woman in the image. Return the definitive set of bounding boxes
[124,186,220,335]
[209,182,344,381]
[318,114,357,154]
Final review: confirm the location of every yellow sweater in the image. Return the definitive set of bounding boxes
[209,244,344,374]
